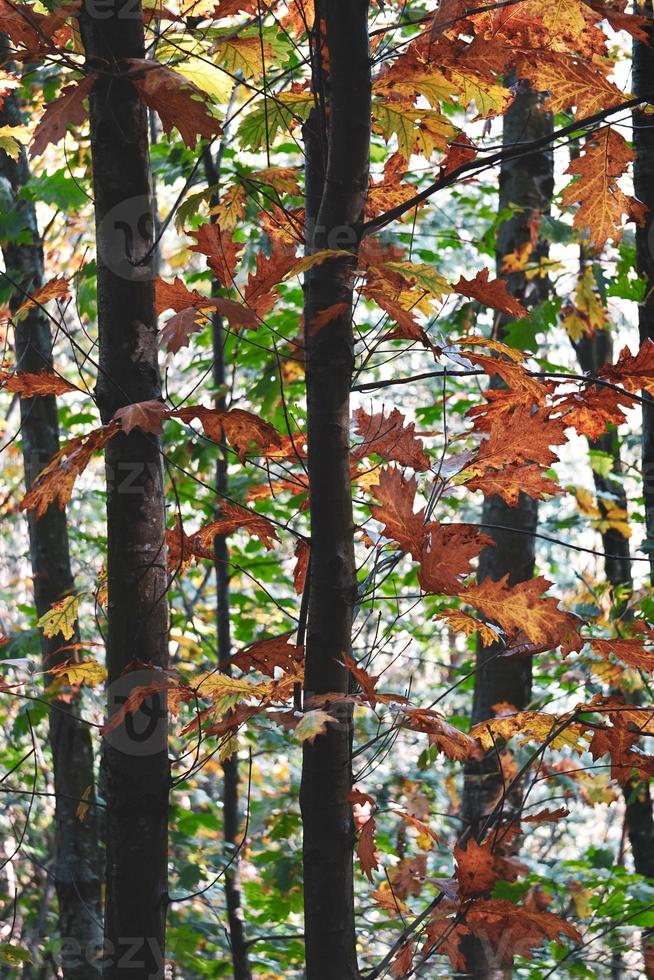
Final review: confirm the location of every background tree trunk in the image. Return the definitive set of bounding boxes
[202,144,252,980]
[299,3,370,977]
[460,82,553,979]
[79,5,170,976]
[0,36,102,980]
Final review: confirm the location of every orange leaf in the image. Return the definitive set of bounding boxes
[20,426,114,519]
[174,406,281,462]
[293,539,310,595]
[189,225,242,288]
[462,575,582,654]
[453,268,527,318]
[192,502,279,550]
[369,467,425,560]
[0,370,78,397]
[455,839,500,898]
[231,634,303,677]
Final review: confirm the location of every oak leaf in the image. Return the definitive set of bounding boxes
[462,463,562,507]
[50,658,107,687]
[113,400,168,435]
[0,370,78,397]
[561,127,645,248]
[174,406,281,462]
[600,340,654,396]
[358,816,380,882]
[454,839,500,898]
[30,76,95,157]
[231,634,303,677]
[453,268,528,318]
[189,225,242,288]
[192,502,279,550]
[353,407,431,471]
[37,594,82,641]
[127,59,222,149]
[296,709,338,743]
[14,276,70,318]
[418,523,492,595]
[20,426,113,519]
[462,575,582,654]
[369,467,425,560]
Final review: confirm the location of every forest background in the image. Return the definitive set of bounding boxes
[3,1,654,978]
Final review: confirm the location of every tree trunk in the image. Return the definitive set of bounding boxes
[0,37,102,980]
[631,12,654,972]
[460,82,553,979]
[202,144,252,980]
[634,1,654,583]
[299,3,370,977]
[79,5,169,977]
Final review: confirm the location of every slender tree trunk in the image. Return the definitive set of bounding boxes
[631,13,654,973]
[460,83,553,979]
[79,6,169,977]
[299,3,370,977]
[634,1,654,583]
[0,37,102,980]
[202,145,252,980]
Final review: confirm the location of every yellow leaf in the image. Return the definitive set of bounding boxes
[37,594,82,641]
[286,249,353,278]
[76,784,92,822]
[296,709,338,743]
[51,658,107,687]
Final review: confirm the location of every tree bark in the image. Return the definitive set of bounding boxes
[631,13,654,972]
[79,5,169,977]
[634,1,654,584]
[0,37,102,980]
[299,3,370,977]
[202,144,252,980]
[460,83,553,979]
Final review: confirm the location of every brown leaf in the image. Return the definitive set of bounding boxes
[113,400,168,435]
[462,575,582,654]
[31,76,95,157]
[453,268,528,318]
[231,634,303,677]
[0,370,78,397]
[174,406,281,462]
[191,502,279,550]
[189,225,242,288]
[127,59,222,149]
[20,426,114,519]
[455,839,501,899]
[561,127,645,248]
[369,467,425,559]
[358,816,380,882]
[353,407,431,471]
[293,539,310,595]
[418,523,492,595]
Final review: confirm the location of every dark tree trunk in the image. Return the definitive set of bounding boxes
[202,145,252,980]
[0,38,102,980]
[79,5,169,976]
[622,17,654,964]
[299,3,370,977]
[460,83,553,979]
[634,1,654,584]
